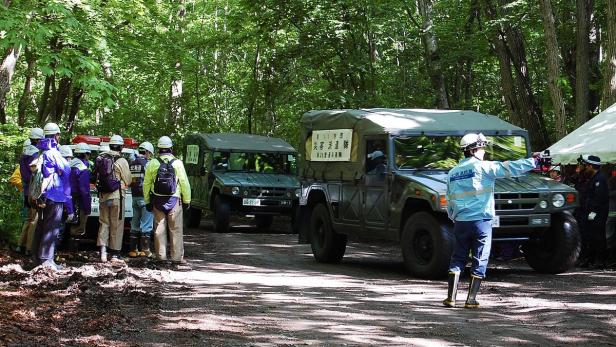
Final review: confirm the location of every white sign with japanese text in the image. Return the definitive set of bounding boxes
[186,145,199,164]
[311,129,353,161]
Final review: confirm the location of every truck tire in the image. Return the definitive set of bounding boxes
[401,211,453,279]
[310,203,347,263]
[213,195,230,233]
[185,206,202,229]
[523,212,580,273]
[255,215,273,230]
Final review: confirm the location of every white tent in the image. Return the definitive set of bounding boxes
[547,103,616,164]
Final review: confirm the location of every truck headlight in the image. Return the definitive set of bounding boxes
[539,200,548,209]
[286,191,292,198]
[294,188,301,198]
[551,194,565,208]
[231,186,240,195]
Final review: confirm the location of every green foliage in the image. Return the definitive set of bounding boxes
[0,125,27,244]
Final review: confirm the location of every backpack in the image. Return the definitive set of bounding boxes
[95,153,121,193]
[129,156,148,197]
[154,157,177,196]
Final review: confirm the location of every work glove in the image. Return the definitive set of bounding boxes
[145,203,153,212]
[588,212,597,221]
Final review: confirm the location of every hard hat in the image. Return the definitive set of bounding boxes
[29,128,44,139]
[43,122,61,135]
[460,133,488,151]
[23,144,39,156]
[109,134,124,146]
[368,150,384,160]
[23,139,31,148]
[59,145,73,158]
[99,144,110,152]
[549,166,561,172]
[157,136,173,149]
[74,142,91,154]
[580,154,601,166]
[139,141,154,154]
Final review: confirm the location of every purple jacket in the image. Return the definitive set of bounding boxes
[19,152,39,201]
[37,138,71,204]
[69,158,92,215]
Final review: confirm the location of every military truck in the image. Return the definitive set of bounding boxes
[297,109,580,279]
[184,133,300,232]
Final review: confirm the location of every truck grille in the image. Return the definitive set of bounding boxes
[249,187,286,198]
[495,192,539,211]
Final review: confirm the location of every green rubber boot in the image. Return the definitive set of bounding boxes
[464,275,482,309]
[443,271,460,307]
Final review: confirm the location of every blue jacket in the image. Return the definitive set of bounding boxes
[446,156,537,221]
[69,158,92,215]
[37,138,71,204]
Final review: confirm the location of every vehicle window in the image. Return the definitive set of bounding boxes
[365,139,387,175]
[213,151,296,174]
[394,135,528,170]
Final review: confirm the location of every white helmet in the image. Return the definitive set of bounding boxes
[59,145,73,158]
[368,150,384,160]
[109,134,124,146]
[99,144,110,152]
[460,133,488,151]
[29,128,44,139]
[139,141,154,154]
[74,142,91,154]
[43,122,61,135]
[157,136,173,149]
[23,144,39,156]
[23,139,31,149]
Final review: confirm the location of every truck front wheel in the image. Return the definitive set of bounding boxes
[310,203,347,263]
[401,212,453,279]
[213,195,230,233]
[523,212,580,273]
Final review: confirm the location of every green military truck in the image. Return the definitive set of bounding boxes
[184,133,300,232]
[297,109,580,279]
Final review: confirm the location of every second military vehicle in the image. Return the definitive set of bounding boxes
[184,133,300,232]
[297,109,580,279]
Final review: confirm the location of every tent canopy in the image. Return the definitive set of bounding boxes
[547,103,616,164]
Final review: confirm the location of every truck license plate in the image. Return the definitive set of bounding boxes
[492,216,500,228]
[243,198,261,206]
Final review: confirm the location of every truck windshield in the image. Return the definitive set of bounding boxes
[213,152,297,174]
[394,135,528,170]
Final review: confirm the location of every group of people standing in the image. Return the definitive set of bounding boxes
[11,124,191,270]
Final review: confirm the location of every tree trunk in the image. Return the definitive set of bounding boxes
[602,0,616,108]
[65,88,83,133]
[17,50,37,126]
[0,46,21,124]
[539,0,567,139]
[416,0,449,108]
[575,0,591,125]
[247,43,260,135]
[170,0,186,133]
[51,77,71,122]
[37,74,54,124]
[482,0,550,150]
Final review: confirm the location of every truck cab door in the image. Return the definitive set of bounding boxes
[363,137,389,232]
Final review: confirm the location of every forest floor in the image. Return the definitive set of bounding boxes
[1,217,616,346]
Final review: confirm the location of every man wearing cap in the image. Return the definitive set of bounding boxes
[95,134,131,262]
[69,143,92,237]
[579,155,609,268]
[548,166,562,182]
[128,141,155,257]
[368,150,387,175]
[443,133,540,309]
[31,123,71,270]
[143,136,191,267]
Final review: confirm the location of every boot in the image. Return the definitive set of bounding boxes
[464,275,482,309]
[100,246,108,263]
[442,271,460,307]
[139,235,151,257]
[128,235,139,258]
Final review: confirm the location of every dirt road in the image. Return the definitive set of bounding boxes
[2,218,616,346]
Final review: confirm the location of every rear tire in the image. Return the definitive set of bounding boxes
[401,211,453,279]
[255,215,273,230]
[523,212,580,273]
[310,203,347,263]
[213,195,230,233]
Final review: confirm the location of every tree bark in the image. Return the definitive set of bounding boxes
[0,46,21,124]
[37,74,54,124]
[17,49,37,126]
[482,0,550,150]
[170,0,186,132]
[575,0,591,125]
[539,0,567,139]
[51,77,71,122]
[602,0,616,108]
[65,88,83,133]
[416,0,449,108]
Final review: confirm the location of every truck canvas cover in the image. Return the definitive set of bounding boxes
[187,133,296,153]
[300,108,526,181]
